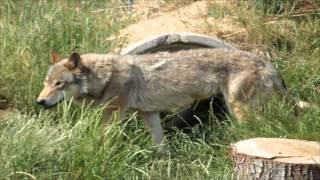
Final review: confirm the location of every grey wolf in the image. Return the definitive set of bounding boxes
[37,49,308,145]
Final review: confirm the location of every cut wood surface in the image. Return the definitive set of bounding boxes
[231,138,320,180]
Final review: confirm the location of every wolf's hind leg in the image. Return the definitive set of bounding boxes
[139,111,164,146]
[225,100,247,122]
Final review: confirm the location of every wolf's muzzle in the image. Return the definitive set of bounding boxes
[37,99,46,106]
[36,98,64,109]
[36,99,53,109]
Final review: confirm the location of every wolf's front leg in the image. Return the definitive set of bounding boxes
[102,109,114,124]
[139,111,164,146]
[102,107,125,125]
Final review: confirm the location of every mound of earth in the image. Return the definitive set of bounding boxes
[118,0,246,49]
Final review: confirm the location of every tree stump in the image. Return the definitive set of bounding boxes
[231,138,320,180]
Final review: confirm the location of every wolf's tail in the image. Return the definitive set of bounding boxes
[273,75,310,110]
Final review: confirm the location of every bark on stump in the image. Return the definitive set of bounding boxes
[231,138,320,180]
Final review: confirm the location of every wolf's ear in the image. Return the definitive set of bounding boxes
[50,51,61,64]
[65,52,82,70]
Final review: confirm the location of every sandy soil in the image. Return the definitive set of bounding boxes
[118,0,246,48]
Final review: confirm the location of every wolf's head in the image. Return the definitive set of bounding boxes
[37,52,88,109]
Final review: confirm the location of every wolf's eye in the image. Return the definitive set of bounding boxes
[55,81,63,86]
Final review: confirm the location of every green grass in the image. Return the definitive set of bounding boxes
[0,0,130,110]
[1,0,320,179]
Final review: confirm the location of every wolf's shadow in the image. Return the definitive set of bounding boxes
[161,94,229,132]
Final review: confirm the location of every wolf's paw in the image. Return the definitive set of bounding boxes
[296,101,311,109]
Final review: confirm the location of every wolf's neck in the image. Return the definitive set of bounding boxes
[109,56,134,86]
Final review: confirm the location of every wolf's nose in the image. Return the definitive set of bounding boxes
[37,99,46,106]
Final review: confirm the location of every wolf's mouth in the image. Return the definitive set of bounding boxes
[43,103,57,109]
[42,98,65,109]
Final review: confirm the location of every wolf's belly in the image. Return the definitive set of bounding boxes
[127,91,195,111]
[127,89,215,112]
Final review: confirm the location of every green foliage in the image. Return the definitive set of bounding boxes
[0,0,130,110]
[250,0,296,14]
[0,0,319,179]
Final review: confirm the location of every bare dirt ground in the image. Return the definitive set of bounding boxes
[118,0,247,49]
